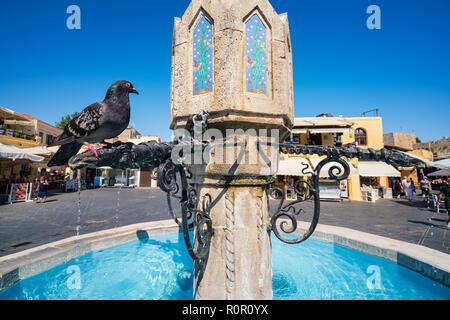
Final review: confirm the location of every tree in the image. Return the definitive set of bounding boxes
[416,137,422,143]
[55,112,79,129]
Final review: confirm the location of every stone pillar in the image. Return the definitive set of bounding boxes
[170,0,294,300]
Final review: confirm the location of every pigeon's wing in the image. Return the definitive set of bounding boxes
[51,102,105,146]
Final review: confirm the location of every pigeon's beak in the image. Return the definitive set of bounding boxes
[130,87,139,95]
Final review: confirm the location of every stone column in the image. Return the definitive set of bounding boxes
[170,0,294,300]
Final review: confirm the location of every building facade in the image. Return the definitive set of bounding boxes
[0,107,41,148]
[278,115,400,202]
[20,113,63,146]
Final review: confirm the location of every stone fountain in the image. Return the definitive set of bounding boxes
[68,0,425,301]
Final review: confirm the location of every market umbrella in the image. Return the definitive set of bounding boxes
[0,143,44,161]
[431,158,450,170]
[428,169,450,177]
[20,146,55,156]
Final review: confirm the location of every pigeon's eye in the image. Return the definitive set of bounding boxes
[125,83,131,87]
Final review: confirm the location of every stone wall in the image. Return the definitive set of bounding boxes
[383,132,416,150]
[413,137,450,157]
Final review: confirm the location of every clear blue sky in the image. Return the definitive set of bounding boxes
[0,0,449,142]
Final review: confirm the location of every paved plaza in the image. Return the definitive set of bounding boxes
[0,187,449,257]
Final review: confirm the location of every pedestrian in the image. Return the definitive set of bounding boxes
[401,176,409,200]
[393,178,402,199]
[36,176,49,203]
[407,178,415,202]
[419,176,432,198]
[437,177,450,228]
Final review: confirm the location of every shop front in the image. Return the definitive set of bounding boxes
[93,167,140,188]
[276,156,358,201]
[357,161,401,201]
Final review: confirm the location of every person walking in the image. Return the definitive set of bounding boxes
[420,176,432,198]
[36,176,49,203]
[393,177,402,199]
[401,176,409,200]
[407,178,415,203]
[437,178,450,228]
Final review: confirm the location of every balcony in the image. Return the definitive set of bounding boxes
[0,128,41,148]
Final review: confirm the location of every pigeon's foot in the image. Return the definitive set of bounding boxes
[83,143,102,157]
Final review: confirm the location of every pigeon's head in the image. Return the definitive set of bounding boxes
[106,80,139,99]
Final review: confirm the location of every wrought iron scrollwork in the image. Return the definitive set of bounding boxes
[270,155,351,244]
[68,112,427,259]
[172,164,213,260]
[154,157,212,260]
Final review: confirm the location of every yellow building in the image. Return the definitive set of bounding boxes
[0,107,43,182]
[0,107,41,148]
[20,113,63,146]
[278,115,401,202]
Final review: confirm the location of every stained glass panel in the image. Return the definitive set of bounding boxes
[193,16,213,96]
[246,14,267,94]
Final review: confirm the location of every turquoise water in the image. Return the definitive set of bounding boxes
[0,231,449,300]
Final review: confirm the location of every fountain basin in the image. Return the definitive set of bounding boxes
[0,220,449,299]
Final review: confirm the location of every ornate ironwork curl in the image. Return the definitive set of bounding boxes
[270,156,351,244]
[173,164,213,260]
[156,160,178,194]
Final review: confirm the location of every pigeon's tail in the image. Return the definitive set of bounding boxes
[47,141,83,167]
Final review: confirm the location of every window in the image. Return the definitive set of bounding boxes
[38,132,44,143]
[245,14,267,94]
[46,134,54,145]
[355,128,367,146]
[193,15,213,96]
[308,134,322,146]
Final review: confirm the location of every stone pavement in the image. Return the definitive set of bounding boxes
[0,188,448,257]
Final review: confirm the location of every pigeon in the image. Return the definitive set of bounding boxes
[47,80,139,167]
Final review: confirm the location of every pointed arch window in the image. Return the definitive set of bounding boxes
[245,14,267,94]
[193,16,213,96]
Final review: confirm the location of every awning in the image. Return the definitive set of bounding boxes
[431,158,450,170]
[357,161,401,177]
[277,157,358,178]
[428,169,450,177]
[3,119,34,126]
[291,129,307,134]
[0,106,33,122]
[20,146,55,156]
[0,143,44,161]
[309,128,352,134]
[293,117,354,127]
[308,157,359,178]
[277,158,310,176]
